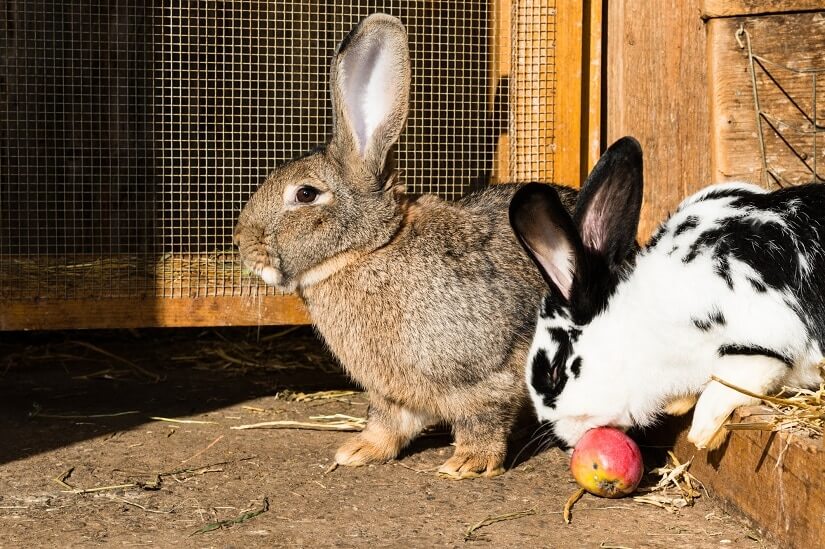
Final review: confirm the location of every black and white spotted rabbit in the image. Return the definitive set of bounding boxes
[509,136,825,450]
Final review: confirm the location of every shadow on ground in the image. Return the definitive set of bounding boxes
[0,327,356,465]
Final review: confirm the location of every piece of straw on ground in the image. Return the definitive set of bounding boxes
[464,508,536,541]
[191,497,270,535]
[633,451,704,512]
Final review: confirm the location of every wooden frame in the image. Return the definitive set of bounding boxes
[606,0,711,240]
[609,3,824,546]
[0,295,309,331]
[494,0,602,187]
[1,1,602,331]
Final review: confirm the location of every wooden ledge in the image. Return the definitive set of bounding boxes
[0,295,310,330]
[672,408,824,549]
[703,0,825,19]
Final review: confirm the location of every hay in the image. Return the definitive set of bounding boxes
[633,452,704,512]
[278,389,362,402]
[180,435,225,464]
[185,331,341,377]
[33,410,140,420]
[107,495,174,514]
[190,497,270,535]
[712,374,825,440]
[62,483,138,495]
[52,467,75,490]
[149,416,219,425]
[0,252,269,300]
[69,341,160,382]
[231,414,366,432]
[464,509,536,541]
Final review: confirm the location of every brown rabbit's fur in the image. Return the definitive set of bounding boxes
[234,13,577,478]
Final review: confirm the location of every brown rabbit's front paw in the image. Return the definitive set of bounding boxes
[334,433,399,467]
[437,450,505,480]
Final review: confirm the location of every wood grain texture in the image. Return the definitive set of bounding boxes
[708,13,825,186]
[0,295,309,330]
[607,0,712,239]
[509,1,601,188]
[586,0,603,173]
[673,409,825,549]
[553,0,585,187]
[491,0,512,182]
[703,0,825,19]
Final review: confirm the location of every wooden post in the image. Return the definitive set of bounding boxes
[586,0,603,174]
[491,0,512,182]
[606,0,711,239]
[510,1,576,185]
[507,0,599,188]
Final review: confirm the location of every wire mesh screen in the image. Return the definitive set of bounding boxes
[0,1,556,304]
[511,1,556,182]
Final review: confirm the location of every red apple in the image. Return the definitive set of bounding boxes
[570,427,643,498]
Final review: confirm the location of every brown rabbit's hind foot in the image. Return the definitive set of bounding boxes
[334,433,401,467]
[436,450,506,480]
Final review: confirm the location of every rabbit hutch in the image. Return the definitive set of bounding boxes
[1,0,823,546]
[0,0,601,330]
[605,2,824,548]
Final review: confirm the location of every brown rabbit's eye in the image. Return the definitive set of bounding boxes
[296,186,319,204]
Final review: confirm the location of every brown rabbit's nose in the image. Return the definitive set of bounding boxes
[233,221,260,247]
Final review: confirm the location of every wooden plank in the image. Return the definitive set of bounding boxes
[703,0,825,19]
[491,0,512,182]
[708,13,825,186]
[672,410,825,549]
[586,0,603,173]
[553,0,585,187]
[0,295,310,330]
[607,0,711,239]
[505,1,597,187]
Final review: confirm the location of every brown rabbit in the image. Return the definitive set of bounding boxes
[234,13,576,478]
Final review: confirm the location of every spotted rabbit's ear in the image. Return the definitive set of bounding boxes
[329,14,410,186]
[574,136,644,270]
[510,183,582,303]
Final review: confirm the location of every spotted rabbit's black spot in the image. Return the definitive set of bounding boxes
[748,277,767,293]
[714,255,733,289]
[530,328,574,409]
[646,225,668,250]
[530,349,567,410]
[692,318,712,331]
[568,328,582,343]
[692,308,726,331]
[540,294,564,319]
[674,215,699,237]
[570,356,582,378]
[718,343,793,368]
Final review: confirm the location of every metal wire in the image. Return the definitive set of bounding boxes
[741,26,825,188]
[0,1,557,302]
[510,0,556,183]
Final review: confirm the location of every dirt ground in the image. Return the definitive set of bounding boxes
[0,327,773,548]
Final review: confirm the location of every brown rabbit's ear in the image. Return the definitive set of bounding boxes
[329,14,410,182]
[510,183,582,302]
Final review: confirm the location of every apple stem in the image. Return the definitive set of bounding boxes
[563,487,587,524]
